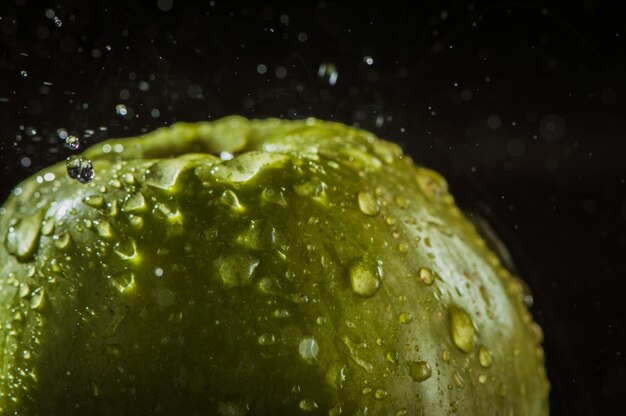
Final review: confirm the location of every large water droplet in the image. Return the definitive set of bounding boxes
[214,255,259,288]
[122,193,148,213]
[66,155,95,184]
[110,271,135,293]
[479,346,493,368]
[30,287,47,311]
[114,238,138,261]
[299,337,319,360]
[6,210,44,261]
[220,190,243,211]
[261,188,288,206]
[211,152,289,183]
[41,217,55,236]
[95,220,113,239]
[408,361,432,382]
[83,195,104,208]
[349,259,382,298]
[449,306,477,353]
[357,192,380,216]
[145,159,191,190]
[54,231,71,250]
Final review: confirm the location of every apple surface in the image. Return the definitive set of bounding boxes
[0,116,549,415]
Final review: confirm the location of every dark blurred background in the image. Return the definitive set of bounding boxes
[1,0,625,414]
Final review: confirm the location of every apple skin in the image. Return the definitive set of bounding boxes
[0,117,549,415]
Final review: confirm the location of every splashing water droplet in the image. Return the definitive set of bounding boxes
[115,104,128,116]
[318,62,338,86]
[64,135,80,150]
[66,155,95,184]
[54,16,62,27]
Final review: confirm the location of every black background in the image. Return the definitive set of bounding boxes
[1,0,625,414]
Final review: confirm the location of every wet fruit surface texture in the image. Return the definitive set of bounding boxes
[0,117,549,415]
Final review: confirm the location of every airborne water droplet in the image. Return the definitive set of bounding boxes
[64,135,80,150]
[349,258,382,298]
[408,361,432,382]
[317,62,339,86]
[66,155,95,184]
[449,306,477,353]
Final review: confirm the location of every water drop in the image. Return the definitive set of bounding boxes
[418,267,434,285]
[374,388,388,400]
[299,399,319,411]
[54,231,71,250]
[317,62,339,85]
[349,259,382,298]
[122,193,148,213]
[41,217,55,236]
[449,306,477,353]
[19,283,31,298]
[64,135,80,150]
[452,370,465,388]
[115,104,128,116]
[20,70,28,78]
[145,159,191,190]
[95,220,113,239]
[66,155,95,184]
[30,288,47,311]
[257,333,276,346]
[479,346,493,368]
[399,312,413,324]
[261,187,288,206]
[83,195,104,208]
[114,238,138,260]
[6,210,44,261]
[220,190,243,211]
[357,192,380,216]
[214,255,259,288]
[53,16,62,27]
[110,271,135,293]
[299,337,319,360]
[408,361,432,382]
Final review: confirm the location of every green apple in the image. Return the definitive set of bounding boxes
[0,116,549,415]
